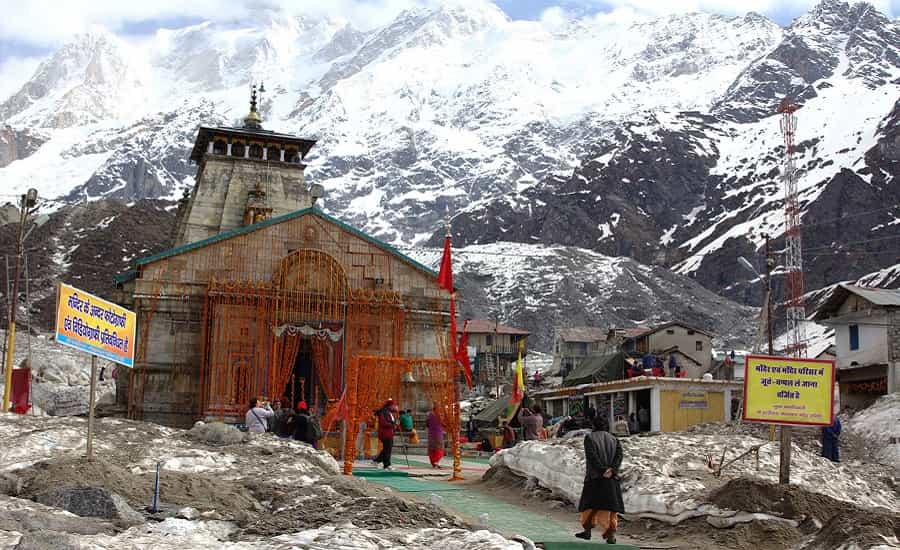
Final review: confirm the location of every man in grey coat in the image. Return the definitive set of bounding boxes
[576,416,624,543]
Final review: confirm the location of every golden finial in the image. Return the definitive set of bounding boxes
[244,82,263,129]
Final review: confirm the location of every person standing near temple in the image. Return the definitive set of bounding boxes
[292,401,314,446]
[426,404,445,468]
[576,416,624,544]
[400,409,414,433]
[245,397,274,434]
[465,415,478,443]
[821,415,841,462]
[273,397,295,438]
[373,399,399,469]
[518,405,544,441]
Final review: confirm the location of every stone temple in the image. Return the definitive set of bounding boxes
[115,86,456,434]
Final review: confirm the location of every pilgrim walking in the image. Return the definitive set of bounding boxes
[576,416,625,544]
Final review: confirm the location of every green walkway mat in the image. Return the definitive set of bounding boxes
[352,469,411,478]
[542,543,637,549]
[357,473,638,547]
[354,471,464,493]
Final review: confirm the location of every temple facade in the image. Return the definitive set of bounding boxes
[116,87,453,428]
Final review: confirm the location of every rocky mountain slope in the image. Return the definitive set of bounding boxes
[0,201,754,352]
[446,1,900,303]
[0,0,897,347]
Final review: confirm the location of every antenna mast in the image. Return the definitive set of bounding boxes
[778,97,806,358]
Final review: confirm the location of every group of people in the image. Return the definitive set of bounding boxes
[370,399,447,470]
[244,396,322,446]
[626,352,683,378]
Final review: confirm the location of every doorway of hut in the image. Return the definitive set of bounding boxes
[634,389,651,432]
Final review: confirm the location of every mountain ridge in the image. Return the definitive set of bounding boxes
[0,0,898,347]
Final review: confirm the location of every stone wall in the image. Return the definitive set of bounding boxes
[889,310,900,393]
[174,155,313,246]
[127,210,451,426]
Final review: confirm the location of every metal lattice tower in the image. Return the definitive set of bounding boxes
[778,97,807,357]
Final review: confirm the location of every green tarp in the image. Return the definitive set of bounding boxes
[564,351,628,387]
[473,395,516,424]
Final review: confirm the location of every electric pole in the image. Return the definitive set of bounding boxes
[778,96,805,485]
[3,189,38,412]
[763,233,774,356]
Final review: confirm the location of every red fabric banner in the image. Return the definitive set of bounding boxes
[436,236,453,292]
[11,368,31,414]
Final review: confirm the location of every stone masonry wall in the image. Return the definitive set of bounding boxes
[176,155,313,246]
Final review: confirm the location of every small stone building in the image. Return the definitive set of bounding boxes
[459,319,529,388]
[621,321,714,376]
[553,326,607,375]
[116,90,452,427]
[535,377,741,433]
[812,283,900,408]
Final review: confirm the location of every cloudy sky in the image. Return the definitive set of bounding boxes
[0,0,897,100]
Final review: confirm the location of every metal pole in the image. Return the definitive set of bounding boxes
[763,234,777,442]
[494,317,500,396]
[24,255,30,363]
[765,232,792,484]
[764,234,774,356]
[1,256,8,377]
[2,196,28,412]
[152,462,161,513]
[87,355,98,461]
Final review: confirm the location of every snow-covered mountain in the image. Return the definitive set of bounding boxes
[0,201,755,352]
[1,0,898,345]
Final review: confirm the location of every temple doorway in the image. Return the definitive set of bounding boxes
[284,340,313,409]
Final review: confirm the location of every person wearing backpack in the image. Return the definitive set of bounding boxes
[372,399,399,469]
[292,401,316,446]
[307,412,323,449]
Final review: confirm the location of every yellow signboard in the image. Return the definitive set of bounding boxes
[55,283,136,367]
[742,355,835,426]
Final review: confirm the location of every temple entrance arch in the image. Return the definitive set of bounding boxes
[271,249,349,414]
[199,249,350,418]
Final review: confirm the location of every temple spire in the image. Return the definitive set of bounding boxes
[444,205,452,237]
[243,82,265,129]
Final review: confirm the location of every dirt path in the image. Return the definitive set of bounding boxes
[472,465,790,550]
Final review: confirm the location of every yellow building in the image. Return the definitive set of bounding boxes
[534,376,742,433]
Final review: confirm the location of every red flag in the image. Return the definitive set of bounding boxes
[437,232,469,387]
[437,235,453,292]
[456,320,473,388]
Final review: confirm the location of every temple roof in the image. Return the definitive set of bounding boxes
[189,126,317,162]
[461,319,530,335]
[115,207,439,285]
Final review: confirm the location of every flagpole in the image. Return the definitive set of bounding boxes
[438,208,464,481]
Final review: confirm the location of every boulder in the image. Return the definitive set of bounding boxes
[186,421,246,445]
[13,532,82,550]
[34,486,144,526]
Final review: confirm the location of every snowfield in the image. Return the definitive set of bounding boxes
[847,393,900,473]
[490,431,900,523]
[0,510,522,550]
[0,413,528,549]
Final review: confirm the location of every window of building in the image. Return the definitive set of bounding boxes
[695,340,703,351]
[849,324,859,351]
[666,329,675,334]
[687,330,695,335]
[486,334,493,346]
